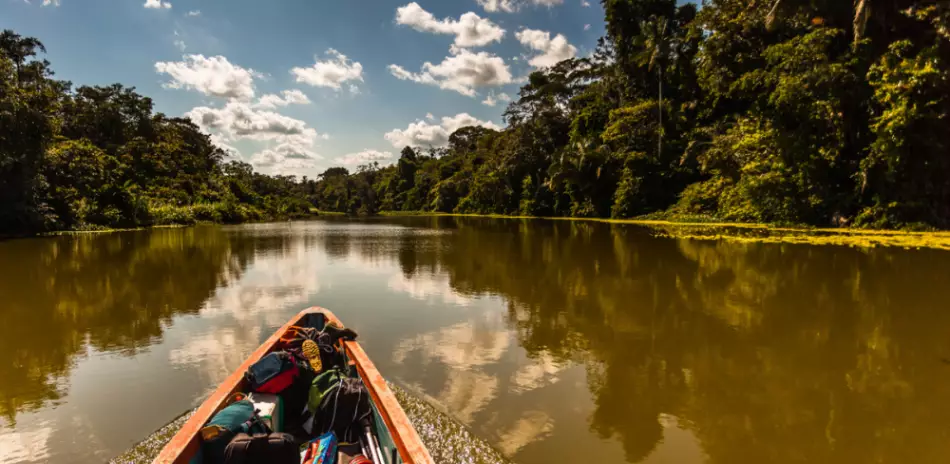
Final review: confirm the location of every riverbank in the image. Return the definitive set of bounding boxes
[378,211,950,250]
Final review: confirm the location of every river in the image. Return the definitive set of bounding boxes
[1,217,949,463]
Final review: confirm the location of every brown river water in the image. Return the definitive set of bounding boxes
[2,217,950,463]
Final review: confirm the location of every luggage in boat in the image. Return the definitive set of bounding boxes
[309,370,372,443]
[301,432,338,464]
[247,393,283,433]
[245,351,299,394]
[154,308,435,464]
[200,395,270,464]
[308,369,345,415]
[222,432,298,464]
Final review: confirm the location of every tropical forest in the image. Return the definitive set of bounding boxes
[4,0,950,235]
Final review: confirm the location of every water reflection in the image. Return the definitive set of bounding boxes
[0,227,242,425]
[2,217,950,464]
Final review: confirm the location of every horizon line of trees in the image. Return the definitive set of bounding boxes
[0,29,315,236]
[310,0,950,230]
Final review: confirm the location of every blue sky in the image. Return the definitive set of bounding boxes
[3,0,606,177]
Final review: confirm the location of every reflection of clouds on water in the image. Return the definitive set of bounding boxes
[392,317,509,367]
[0,425,51,464]
[438,370,499,425]
[495,410,555,456]
[200,240,322,326]
[392,314,510,425]
[390,308,569,457]
[387,272,472,307]
[168,326,263,386]
[510,352,563,394]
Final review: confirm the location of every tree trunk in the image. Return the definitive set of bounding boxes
[853,0,870,46]
[657,66,663,159]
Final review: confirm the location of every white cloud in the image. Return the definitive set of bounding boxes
[396,2,504,48]
[155,54,258,100]
[187,9,201,16]
[186,102,320,141]
[581,0,591,6]
[41,0,60,6]
[584,24,591,31]
[388,48,512,97]
[516,29,577,68]
[385,113,500,148]
[348,84,361,95]
[209,134,239,157]
[425,113,435,121]
[337,150,394,166]
[291,49,364,91]
[144,0,171,9]
[173,40,186,52]
[249,133,323,173]
[476,0,517,13]
[476,0,564,12]
[256,89,311,109]
[481,91,511,107]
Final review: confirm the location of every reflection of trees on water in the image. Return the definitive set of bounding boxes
[389,216,950,464]
[0,227,281,425]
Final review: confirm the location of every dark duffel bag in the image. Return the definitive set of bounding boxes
[223,432,298,464]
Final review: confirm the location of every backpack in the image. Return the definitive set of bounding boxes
[223,432,298,464]
[245,351,299,394]
[281,327,345,373]
[200,395,270,464]
[310,370,372,443]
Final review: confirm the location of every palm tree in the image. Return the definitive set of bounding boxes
[635,16,672,158]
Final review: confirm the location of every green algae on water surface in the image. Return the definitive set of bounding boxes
[642,222,950,250]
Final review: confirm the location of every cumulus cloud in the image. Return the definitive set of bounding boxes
[385,113,500,148]
[337,150,394,166]
[187,9,201,16]
[291,49,363,91]
[388,48,512,97]
[482,91,511,107]
[185,102,320,141]
[396,2,504,48]
[516,28,577,68]
[581,0,591,6]
[476,0,517,13]
[144,0,171,9]
[425,113,435,121]
[155,54,258,100]
[256,89,311,109]
[249,132,323,172]
[209,134,239,157]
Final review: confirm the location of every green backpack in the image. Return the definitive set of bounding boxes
[201,398,270,463]
[308,368,345,414]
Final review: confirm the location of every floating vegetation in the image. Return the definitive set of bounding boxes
[640,222,950,250]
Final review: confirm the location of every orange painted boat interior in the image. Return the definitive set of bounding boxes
[152,307,434,464]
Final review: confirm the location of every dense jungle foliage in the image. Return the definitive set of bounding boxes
[311,0,950,229]
[0,30,314,235]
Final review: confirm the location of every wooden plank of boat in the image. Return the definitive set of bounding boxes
[152,306,434,464]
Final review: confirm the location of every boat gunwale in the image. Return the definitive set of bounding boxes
[152,306,434,464]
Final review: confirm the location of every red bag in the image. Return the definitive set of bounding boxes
[245,352,300,394]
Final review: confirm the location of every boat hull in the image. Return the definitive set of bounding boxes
[152,307,433,464]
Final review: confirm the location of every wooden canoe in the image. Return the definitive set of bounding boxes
[153,307,434,464]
